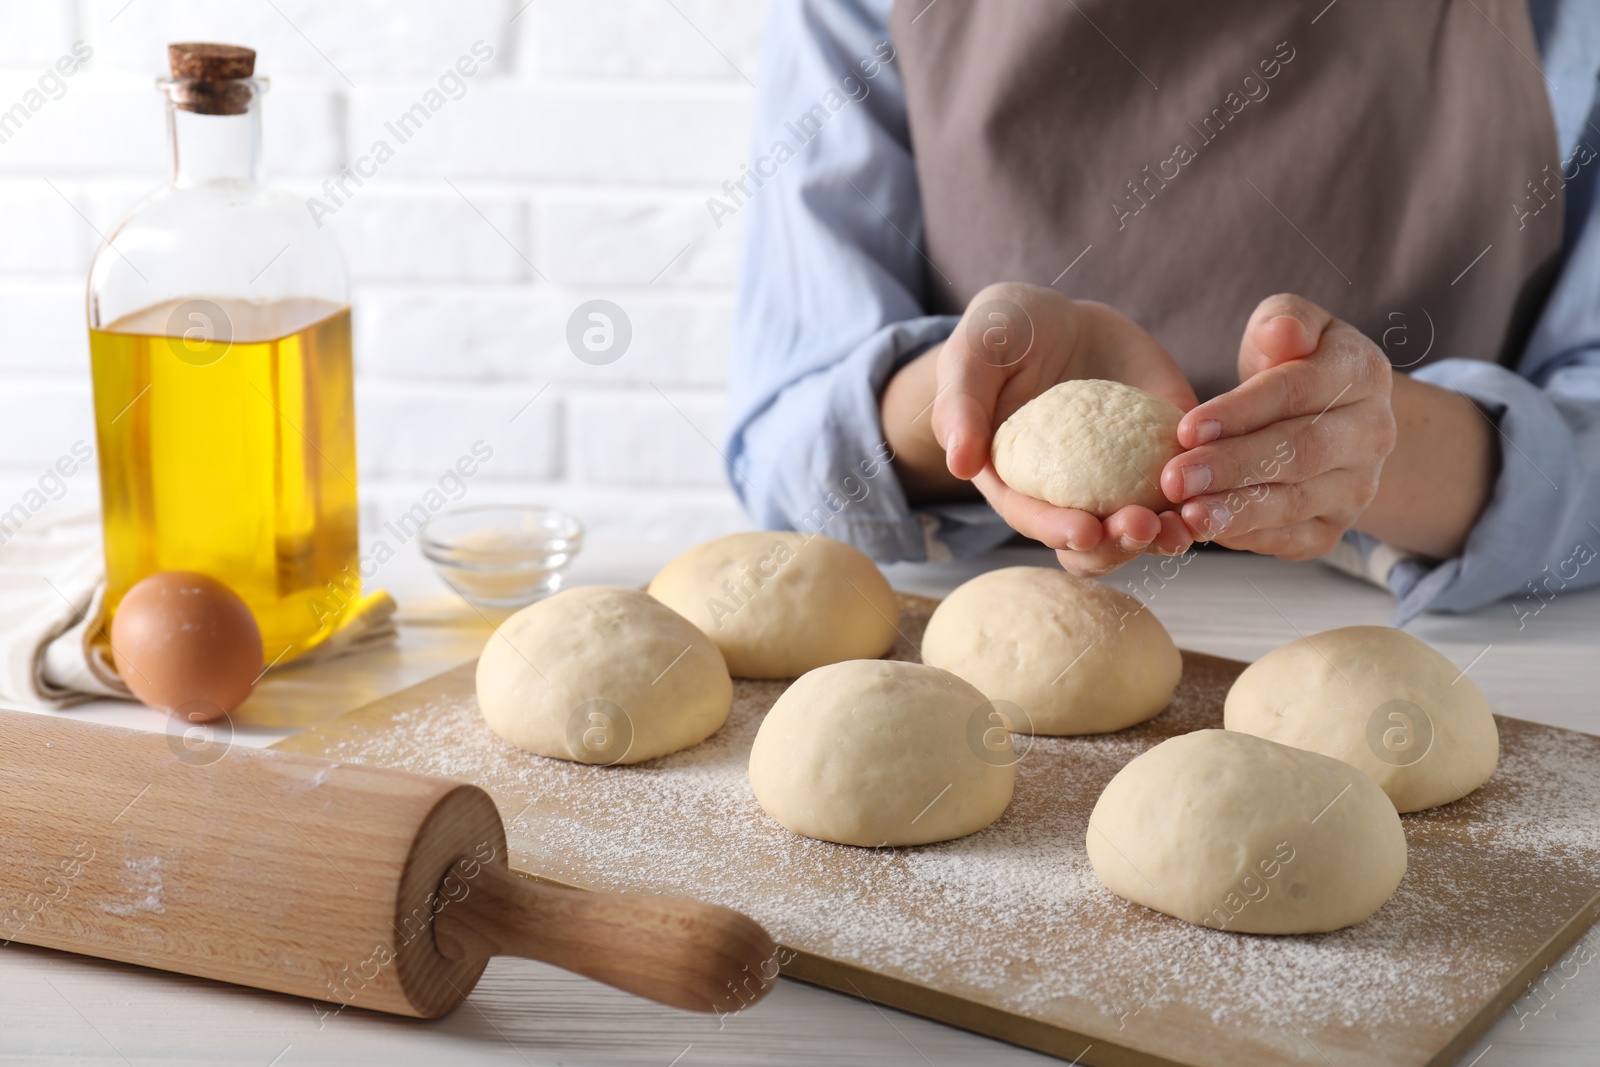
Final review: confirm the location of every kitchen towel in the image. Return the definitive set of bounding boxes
[0,508,397,710]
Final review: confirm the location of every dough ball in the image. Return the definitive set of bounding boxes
[921,567,1180,735]
[1088,730,1406,933]
[648,532,899,679]
[749,660,1015,846]
[992,379,1183,516]
[475,586,732,765]
[1224,625,1498,812]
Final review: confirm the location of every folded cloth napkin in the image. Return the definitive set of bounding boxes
[0,508,397,710]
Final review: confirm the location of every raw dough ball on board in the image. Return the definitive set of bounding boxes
[475,586,732,765]
[648,532,899,679]
[749,660,1015,846]
[920,566,1180,735]
[1224,625,1499,812]
[992,379,1183,516]
[1088,730,1407,933]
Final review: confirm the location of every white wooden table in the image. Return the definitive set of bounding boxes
[3,542,1597,1067]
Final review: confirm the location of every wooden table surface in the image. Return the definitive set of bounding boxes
[3,541,1598,1067]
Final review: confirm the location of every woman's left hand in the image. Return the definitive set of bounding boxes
[1160,294,1397,560]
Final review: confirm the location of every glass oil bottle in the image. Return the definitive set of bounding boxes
[87,43,360,664]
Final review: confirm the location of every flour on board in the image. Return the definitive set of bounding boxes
[303,601,1600,1062]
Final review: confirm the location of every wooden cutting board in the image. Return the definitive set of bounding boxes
[274,594,1600,1067]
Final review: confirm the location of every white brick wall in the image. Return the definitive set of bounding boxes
[0,0,761,551]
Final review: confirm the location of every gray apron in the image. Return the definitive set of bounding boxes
[889,0,1564,399]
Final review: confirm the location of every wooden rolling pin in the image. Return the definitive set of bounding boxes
[0,708,778,1018]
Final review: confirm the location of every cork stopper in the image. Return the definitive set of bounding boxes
[169,43,255,80]
[166,43,257,116]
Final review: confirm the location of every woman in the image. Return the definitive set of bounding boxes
[725,0,1600,623]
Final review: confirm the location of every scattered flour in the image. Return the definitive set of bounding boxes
[98,855,165,916]
[298,598,1600,1065]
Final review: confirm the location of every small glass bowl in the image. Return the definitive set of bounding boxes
[421,506,584,610]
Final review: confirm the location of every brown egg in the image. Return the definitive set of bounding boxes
[110,571,264,722]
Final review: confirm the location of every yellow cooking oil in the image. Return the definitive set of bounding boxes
[89,297,360,663]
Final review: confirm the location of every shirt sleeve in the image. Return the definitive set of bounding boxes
[723,0,1014,563]
[1375,65,1600,625]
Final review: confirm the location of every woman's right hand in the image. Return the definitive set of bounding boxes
[882,282,1199,577]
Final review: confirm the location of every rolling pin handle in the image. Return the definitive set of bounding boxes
[432,859,781,1015]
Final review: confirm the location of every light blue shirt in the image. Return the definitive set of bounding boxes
[725,0,1600,625]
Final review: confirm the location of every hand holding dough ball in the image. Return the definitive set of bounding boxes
[1224,626,1498,812]
[921,566,1180,735]
[1088,730,1406,933]
[749,661,1015,846]
[475,586,732,765]
[992,379,1183,516]
[648,532,899,679]
[110,571,263,722]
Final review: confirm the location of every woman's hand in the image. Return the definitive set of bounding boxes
[1160,294,1397,559]
[882,282,1199,577]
